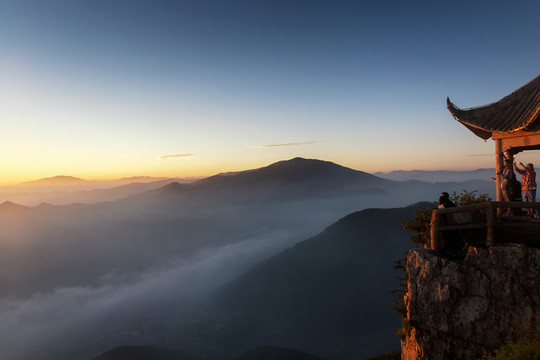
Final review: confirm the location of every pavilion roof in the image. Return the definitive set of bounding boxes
[447,74,540,140]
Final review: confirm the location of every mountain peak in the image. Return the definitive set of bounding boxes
[0,201,29,212]
[19,175,86,186]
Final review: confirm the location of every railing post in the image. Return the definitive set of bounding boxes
[486,203,495,247]
[431,209,440,251]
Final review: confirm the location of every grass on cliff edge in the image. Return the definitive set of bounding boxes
[479,340,540,360]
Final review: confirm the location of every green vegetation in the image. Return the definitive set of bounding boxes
[400,190,491,248]
[393,190,491,338]
[479,341,540,360]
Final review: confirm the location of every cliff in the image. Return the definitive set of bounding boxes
[401,244,540,360]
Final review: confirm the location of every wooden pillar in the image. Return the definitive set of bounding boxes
[430,210,440,251]
[495,139,503,202]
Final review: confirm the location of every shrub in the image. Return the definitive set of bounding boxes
[480,340,540,360]
[400,190,492,249]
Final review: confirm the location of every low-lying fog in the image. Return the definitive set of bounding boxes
[0,161,496,360]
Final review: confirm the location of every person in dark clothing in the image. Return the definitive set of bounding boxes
[438,192,456,208]
[498,159,514,215]
[436,192,462,255]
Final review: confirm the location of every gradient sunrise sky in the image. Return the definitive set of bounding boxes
[1,0,540,185]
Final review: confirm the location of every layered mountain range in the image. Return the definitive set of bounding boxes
[0,158,495,360]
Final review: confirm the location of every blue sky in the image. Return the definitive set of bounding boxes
[1,0,540,184]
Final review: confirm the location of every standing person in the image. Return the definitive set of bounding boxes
[498,159,514,215]
[514,161,537,217]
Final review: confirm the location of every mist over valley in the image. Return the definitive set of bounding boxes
[0,158,495,360]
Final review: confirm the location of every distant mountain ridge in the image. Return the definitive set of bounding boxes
[0,201,29,213]
[145,157,494,209]
[91,345,327,360]
[1,158,496,206]
[0,177,196,206]
[91,345,199,360]
[373,168,495,183]
[18,175,86,185]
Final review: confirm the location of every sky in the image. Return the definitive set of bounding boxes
[1,0,540,185]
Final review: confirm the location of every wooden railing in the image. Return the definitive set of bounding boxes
[430,201,540,251]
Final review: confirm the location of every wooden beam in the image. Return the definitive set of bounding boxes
[494,131,540,151]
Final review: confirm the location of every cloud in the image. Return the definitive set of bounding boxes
[252,141,316,149]
[158,153,194,160]
[0,231,297,359]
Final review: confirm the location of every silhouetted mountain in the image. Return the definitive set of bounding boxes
[1,178,186,206]
[148,157,392,204]
[91,345,326,360]
[175,203,432,360]
[233,345,329,360]
[143,158,494,209]
[373,168,495,183]
[91,345,199,360]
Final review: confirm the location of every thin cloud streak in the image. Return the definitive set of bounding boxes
[159,153,194,160]
[252,141,316,149]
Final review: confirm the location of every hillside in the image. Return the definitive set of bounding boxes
[172,203,432,360]
[91,345,199,360]
[91,345,326,360]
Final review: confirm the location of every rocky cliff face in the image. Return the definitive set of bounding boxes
[401,245,540,360]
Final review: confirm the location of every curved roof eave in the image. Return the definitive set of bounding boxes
[447,74,540,139]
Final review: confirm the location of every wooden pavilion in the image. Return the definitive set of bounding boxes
[447,74,540,201]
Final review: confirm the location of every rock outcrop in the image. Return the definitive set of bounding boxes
[401,244,540,360]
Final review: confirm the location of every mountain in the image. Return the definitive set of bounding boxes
[233,345,329,360]
[15,175,180,189]
[0,176,198,206]
[0,200,30,214]
[0,158,491,299]
[18,175,86,185]
[173,203,432,360]
[146,157,392,205]
[91,345,199,360]
[373,169,495,183]
[0,157,493,360]
[142,158,495,210]
[91,345,326,360]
